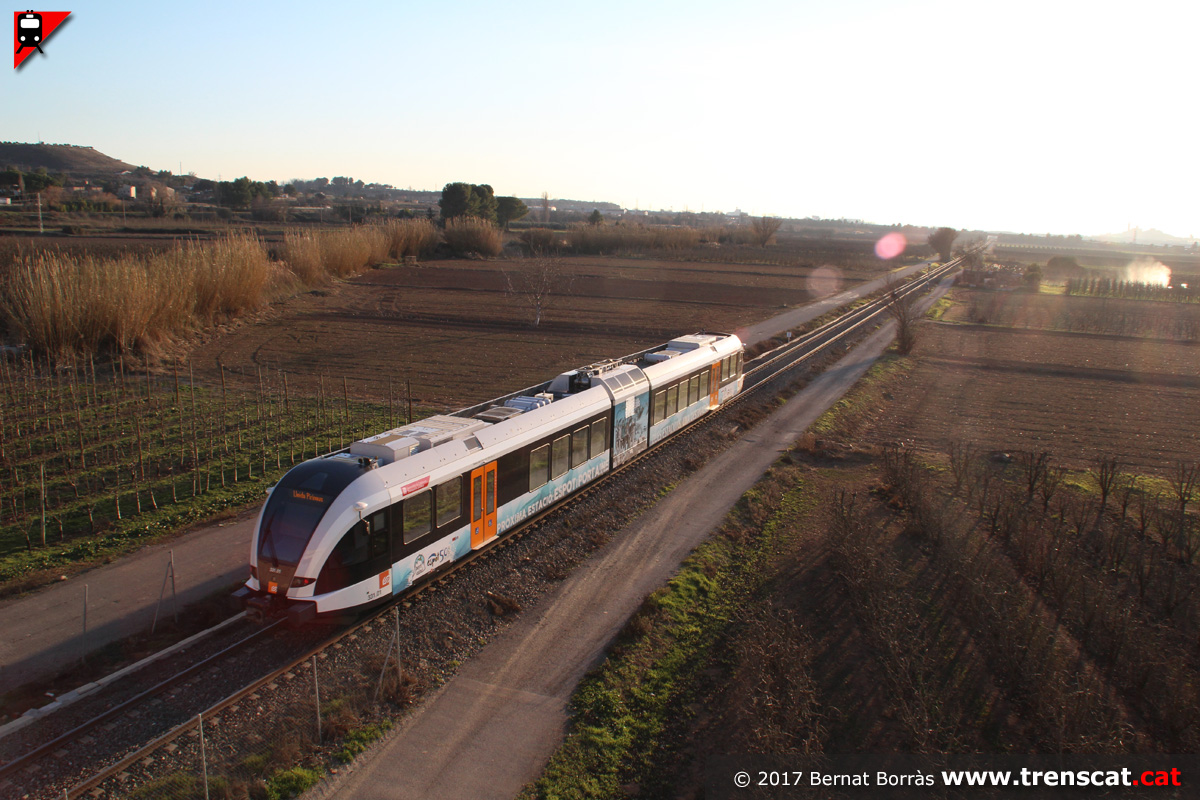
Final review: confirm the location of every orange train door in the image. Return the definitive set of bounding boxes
[709,362,721,408]
[470,461,498,549]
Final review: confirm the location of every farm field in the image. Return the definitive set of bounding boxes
[186,253,890,407]
[868,291,1200,476]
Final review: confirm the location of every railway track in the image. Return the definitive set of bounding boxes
[0,258,961,799]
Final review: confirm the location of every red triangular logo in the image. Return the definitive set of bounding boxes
[14,10,70,69]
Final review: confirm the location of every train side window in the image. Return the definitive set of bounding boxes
[551,435,570,480]
[737,351,743,374]
[436,478,462,527]
[688,375,699,406]
[666,384,678,416]
[529,444,550,491]
[652,391,666,424]
[571,427,589,467]
[486,469,495,514]
[591,418,608,454]
[721,356,730,382]
[699,370,710,397]
[403,491,431,544]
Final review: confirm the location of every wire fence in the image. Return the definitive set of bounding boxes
[84,609,415,800]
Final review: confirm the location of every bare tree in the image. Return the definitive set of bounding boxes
[886,281,920,355]
[1091,457,1122,513]
[751,216,783,248]
[503,255,571,328]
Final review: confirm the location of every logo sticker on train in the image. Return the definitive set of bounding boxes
[14,10,70,68]
[400,476,430,497]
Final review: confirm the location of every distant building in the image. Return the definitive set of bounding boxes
[118,185,136,199]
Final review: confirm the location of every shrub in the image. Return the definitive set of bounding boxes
[443,216,503,257]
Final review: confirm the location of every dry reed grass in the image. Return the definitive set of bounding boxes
[282,230,326,285]
[281,225,395,285]
[0,233,272,356]
[443,217,503,257]
[385,219,441,260]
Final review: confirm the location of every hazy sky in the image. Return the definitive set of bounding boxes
[4,0,1195,236]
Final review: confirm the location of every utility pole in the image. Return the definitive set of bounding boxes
[37,192,44,234]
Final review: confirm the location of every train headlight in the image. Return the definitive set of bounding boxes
[291,576,316,588]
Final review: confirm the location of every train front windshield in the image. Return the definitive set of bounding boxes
[257,458,364,566]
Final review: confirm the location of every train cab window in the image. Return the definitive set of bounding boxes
[530,444,550,491]
[402,491,432,544]
[591,419,608,454]
[436,478,462,527]
[571,427,589,467]
[369,511,389,559]
[317,517,387,594]
[699,370,710,397]
[337,522,370,567]
[666,384,679,416]
[551,435,569,480]
[737,351,743,375]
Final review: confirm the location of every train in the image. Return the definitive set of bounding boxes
[235,332,745,625]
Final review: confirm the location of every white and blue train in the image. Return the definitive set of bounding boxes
[237,332,744,624]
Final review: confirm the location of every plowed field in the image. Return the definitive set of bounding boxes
[188,255,885,407]
[868,300,1200,476]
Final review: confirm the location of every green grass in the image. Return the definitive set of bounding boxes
[334,720,392,763]
[267,766,322,800]
[926,297,953,321]
[810,352,912,437]
[521,468,814,799]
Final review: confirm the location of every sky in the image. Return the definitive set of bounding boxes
[4,0,1196,237]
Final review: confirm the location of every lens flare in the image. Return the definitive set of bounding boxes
[875,232,906,260]
[807,266,843,298]
[1123,258,1171,287]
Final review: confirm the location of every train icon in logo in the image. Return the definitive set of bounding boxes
[16,11,43,54]
[13,9,70,69]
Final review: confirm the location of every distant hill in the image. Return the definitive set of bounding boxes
[0,142,136,175]
[1092,227,1196,247]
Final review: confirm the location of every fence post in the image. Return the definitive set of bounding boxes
[313,654,322,743]
[40,463,46,547]
[150,550,177,635]
[80,584,88,663]
[198,713,210,800]
[373,608,401,706]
